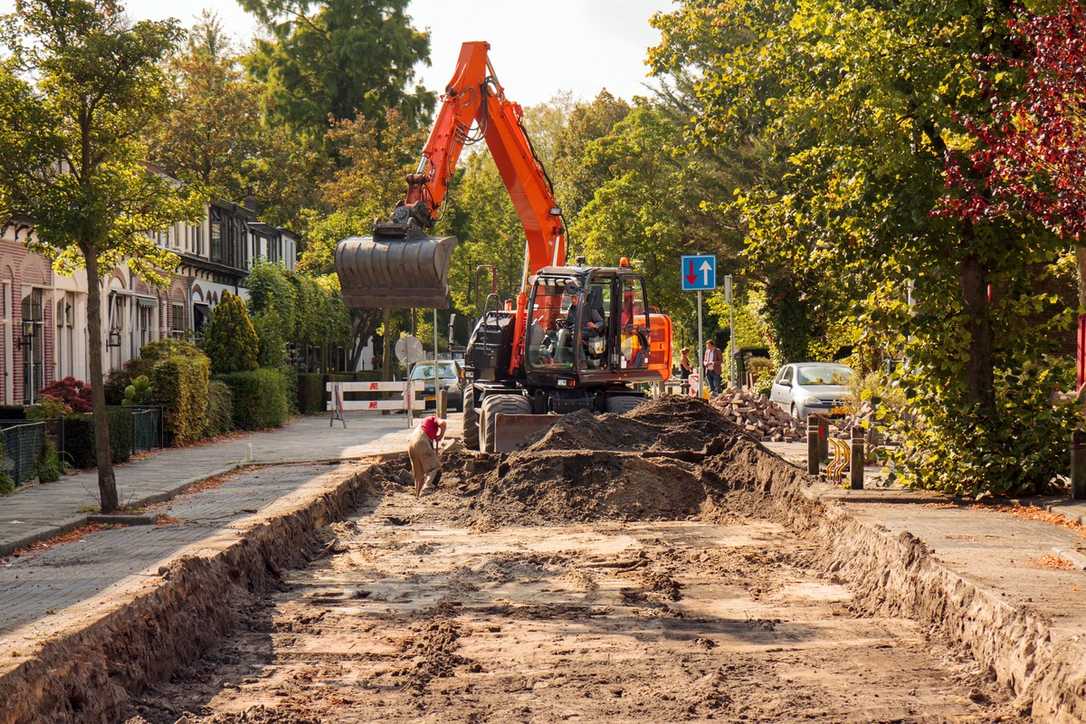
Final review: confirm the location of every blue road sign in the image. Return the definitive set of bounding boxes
[681,255,717,291]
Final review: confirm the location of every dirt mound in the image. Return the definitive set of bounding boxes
[468,450,715,526]
[526,396,740,453]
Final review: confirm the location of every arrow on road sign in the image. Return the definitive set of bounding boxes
[685,260,697,285]
[700,260,712,285]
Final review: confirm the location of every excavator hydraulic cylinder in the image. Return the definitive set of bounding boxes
[335,234,458,310]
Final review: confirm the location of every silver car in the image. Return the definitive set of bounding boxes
[769,362,855,419]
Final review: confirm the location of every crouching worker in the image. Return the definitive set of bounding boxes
[408,415,446,498]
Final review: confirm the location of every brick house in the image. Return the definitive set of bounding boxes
[0,199,297,406]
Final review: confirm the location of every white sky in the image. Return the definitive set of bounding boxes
[0,0,674,106]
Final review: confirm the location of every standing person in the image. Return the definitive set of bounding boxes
[703,340,723,395]
[678,347,693,394]
[679,347,693,380]
[408,414,446,498]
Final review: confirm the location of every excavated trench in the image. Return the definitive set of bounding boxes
[116,399,1027,723]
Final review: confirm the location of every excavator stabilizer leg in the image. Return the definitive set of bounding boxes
[335,234,458,310]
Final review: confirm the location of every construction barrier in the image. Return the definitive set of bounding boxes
[326,380,426,428]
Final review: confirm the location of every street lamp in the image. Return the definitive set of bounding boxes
[16,318,34,350]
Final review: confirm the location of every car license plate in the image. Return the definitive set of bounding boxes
[830,405,852,417]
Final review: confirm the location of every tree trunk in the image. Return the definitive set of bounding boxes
[960,253,996,418]
[1077,246,1086,311]
[381,308,393,380]
[83,250,117,513]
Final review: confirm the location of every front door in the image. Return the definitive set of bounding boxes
[21,288,43,403]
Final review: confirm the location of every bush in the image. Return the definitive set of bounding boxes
[39,377,93,412]
[218,368,289,430]
[123,375,154,406]
[297,372,325,414]
[36,439,62,482]
[280,365,298,414]
[202,292,259,374]
[27,396,70,421]
[104,369,131,405]
[206,380,234,437]
[62,408,134,468]
[746,356,775,397]
[151,352,210,444]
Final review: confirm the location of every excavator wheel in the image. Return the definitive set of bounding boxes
[463,393,480,451]
[480,393,531,453]
[604,395,645,415]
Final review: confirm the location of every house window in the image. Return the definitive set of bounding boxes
[170,303,185,337]
[21,288,44,404]
[55,294,75,379]
[210,208,222,263]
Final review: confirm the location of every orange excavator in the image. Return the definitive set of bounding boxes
[335,41,672,451]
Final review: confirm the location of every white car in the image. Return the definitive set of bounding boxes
[769,362,855,419]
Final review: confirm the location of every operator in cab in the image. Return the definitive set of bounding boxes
[408,414,446,498]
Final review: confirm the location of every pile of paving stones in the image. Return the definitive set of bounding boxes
[710,388,804,442]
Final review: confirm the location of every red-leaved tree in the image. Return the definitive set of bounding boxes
[943,0,1086,383]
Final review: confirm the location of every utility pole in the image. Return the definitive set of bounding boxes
[697,289,704,399]
[725,274,735,388]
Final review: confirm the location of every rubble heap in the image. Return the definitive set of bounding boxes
[710,387,804,442]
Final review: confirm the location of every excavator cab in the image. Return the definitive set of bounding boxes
[523,267,662,384]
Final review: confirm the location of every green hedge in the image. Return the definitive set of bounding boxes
[152,353,210,444]
[63,408,134,469]
[297,372,325,414]
[206,380,234,437]
[218,368,289,430]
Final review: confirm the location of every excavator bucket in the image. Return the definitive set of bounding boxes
[335,234,458,310]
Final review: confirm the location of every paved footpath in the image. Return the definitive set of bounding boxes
[0,412,462,556]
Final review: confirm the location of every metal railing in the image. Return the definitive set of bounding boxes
[1,421,45,486]
[129,406,162,454]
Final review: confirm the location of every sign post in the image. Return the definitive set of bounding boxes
[725,274,735,388]
[681,254,717,399]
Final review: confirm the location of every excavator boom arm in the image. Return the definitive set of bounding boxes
[405,41,567,275]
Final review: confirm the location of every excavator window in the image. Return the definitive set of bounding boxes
[619,277,650,369]
[584,282,611,370]
[526,278,578,371]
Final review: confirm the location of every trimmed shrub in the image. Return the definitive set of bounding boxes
[36,439,62,482]
[297,372,325,414]
[219,368,289,430]
[151,353,210,444]
[206,380,234,437]
[280,365,298,414]
[122,375,154,406]
[62,408,134,468]
[104,369,131,405]
[202,292,259,374]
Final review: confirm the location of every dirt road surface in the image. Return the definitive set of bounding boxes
[127,477,1019,723]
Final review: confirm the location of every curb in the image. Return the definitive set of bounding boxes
[0,461,381,723]
[0,463,242,558]
[719,439,1086,720]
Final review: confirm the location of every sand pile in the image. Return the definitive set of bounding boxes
[710,388,804,442]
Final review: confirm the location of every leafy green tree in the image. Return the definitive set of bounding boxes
[650,0,1077,494]
[571,105,726,342]
[551,90,631,221]
[239,0,433,140]
[0,0,201,512]
[300,109,426,273]
[203,292,259,373]
[149,12,261,202]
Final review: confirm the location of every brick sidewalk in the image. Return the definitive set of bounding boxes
[0,412,461,555]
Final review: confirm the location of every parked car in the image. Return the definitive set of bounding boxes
[409,360,464,412]
[769,362,855,419]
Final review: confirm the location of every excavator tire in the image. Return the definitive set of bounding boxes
[463,393,480,451]
[604,395,645,414]
[480,393,531,453]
